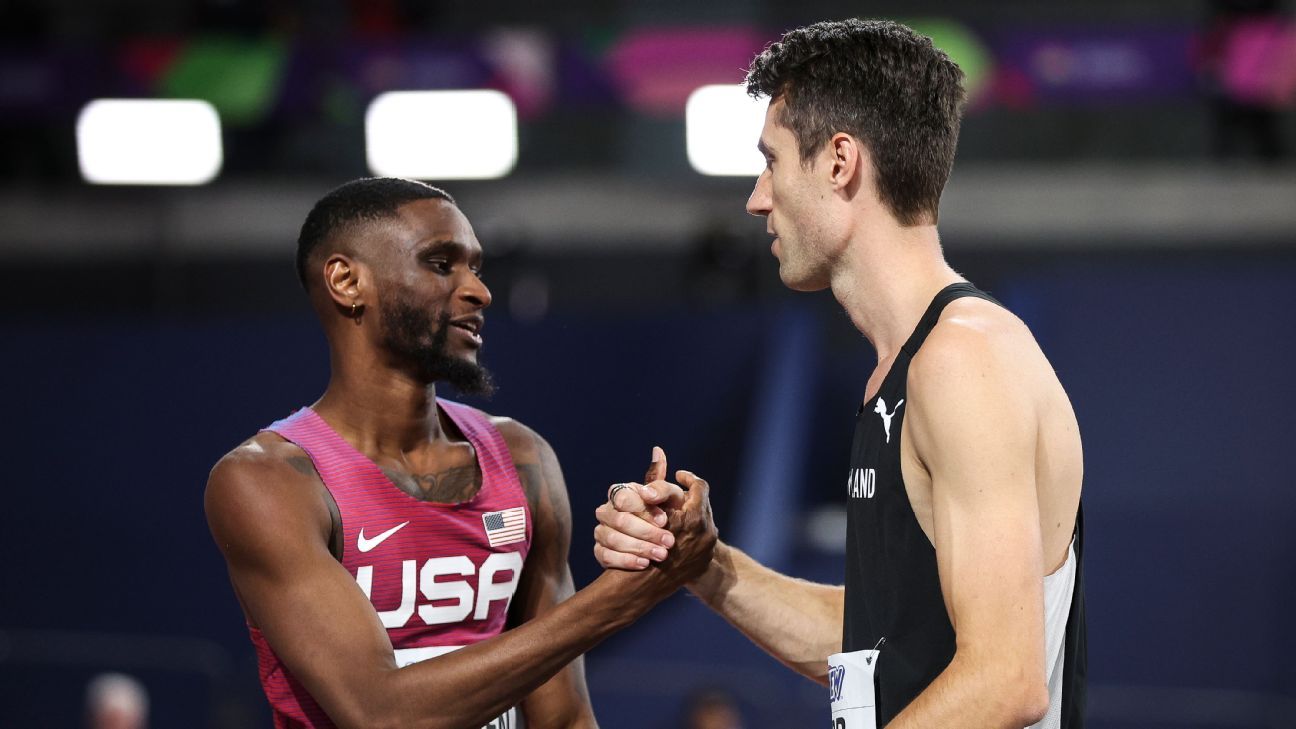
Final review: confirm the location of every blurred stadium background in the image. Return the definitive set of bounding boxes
[2,0,1295,726]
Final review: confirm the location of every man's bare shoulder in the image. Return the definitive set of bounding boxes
[909,296,1050,390]
[205,433,331,550]
[209,432,320,491]
[473,411,566,513]
[481,412,551,464]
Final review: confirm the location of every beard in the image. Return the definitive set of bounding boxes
[379,295,496,396]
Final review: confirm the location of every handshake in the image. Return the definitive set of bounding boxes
[593,446,719,588]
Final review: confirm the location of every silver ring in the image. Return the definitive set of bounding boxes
[607,483,633,504]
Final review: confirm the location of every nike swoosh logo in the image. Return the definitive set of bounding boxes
[357,521,410,553]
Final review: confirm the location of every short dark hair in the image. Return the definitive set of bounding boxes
[746,19,966,225]
[296,177,456,290]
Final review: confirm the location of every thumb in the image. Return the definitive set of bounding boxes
[643,445,667,485]
[676,469,710,509]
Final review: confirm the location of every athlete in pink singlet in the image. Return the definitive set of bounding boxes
[205,178,716,728]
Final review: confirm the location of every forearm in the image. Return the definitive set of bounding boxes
[522,662,598,729]
[886,649,1047,729]
[343,570,662,729]
[688,542,843,682]
[515,571,598,729]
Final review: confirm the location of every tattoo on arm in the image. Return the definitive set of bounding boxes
[285,454,343,560]
[522,433,573,571]
[286,456,316,477]
[543,465,572,555]
[515,463,544,513]
[506,431,581,641]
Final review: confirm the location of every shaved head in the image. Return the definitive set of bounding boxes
[297,181,495,395]
[296,177,455,292]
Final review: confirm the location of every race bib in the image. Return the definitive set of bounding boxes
[395,645,520,729]
[828,648,879,729]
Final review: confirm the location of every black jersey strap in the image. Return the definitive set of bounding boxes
[1060,503,1087,727]
[900,282,1003,359]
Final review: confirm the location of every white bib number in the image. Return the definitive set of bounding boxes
[828,648,880,729]
[395,645,521,729]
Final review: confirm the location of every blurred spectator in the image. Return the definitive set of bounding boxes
[85,673,148,729]
[1199,0,1296,160]
[680,688,743,729]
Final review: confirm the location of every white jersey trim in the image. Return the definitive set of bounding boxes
[1030,537,1078,729]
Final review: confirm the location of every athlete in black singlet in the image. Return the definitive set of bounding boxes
[594,20,1086,729]
[842,283,1086,726]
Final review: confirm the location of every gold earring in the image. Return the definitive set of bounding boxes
[350,302,358,317]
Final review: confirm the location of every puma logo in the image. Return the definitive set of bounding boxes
[874,397,904,443]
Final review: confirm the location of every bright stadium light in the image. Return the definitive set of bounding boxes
[76,99,223,185]
[366,90,518,180]
[685,84,768,176]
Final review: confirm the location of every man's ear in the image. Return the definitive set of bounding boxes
[324,253,366,311]
[827,132,864,192]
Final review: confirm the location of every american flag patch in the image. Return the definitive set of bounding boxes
[482,507,527,547]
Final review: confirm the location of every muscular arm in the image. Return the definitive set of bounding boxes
[499,422,596,729]
[689,542,843,683]
[886,324,1049,729]
[206,436,713,729]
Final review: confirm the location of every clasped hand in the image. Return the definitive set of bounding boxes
[594,446,716,582]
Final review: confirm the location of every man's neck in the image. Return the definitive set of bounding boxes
[829,222,963,364]
[313,358,447,457]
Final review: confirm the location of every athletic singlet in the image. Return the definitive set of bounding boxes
[838,282,1086,727]
[250,399,532,729]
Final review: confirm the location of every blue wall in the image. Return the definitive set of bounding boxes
[2,255,1293,727]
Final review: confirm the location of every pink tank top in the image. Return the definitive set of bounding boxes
[249,399,532,728]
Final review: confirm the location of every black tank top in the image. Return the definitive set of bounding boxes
[842,282,1086,726]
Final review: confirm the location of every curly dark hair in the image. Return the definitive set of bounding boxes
[746,19,966,225]
[296,177,456,290]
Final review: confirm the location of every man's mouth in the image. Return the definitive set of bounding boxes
[449,315,484,345]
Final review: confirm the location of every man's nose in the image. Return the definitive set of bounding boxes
[746,170,772,217]
[459,271,492,309]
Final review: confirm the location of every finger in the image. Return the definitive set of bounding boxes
[628,507,665,527]
[639,480,687,508]
[596,504,677,547]
[676,470,711,509]
[645,504,668,528]
[643,445,668,485]
[594,543,650,571]
[608,482,666,526]
[594,524,670,563]
[607,482,648,512]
